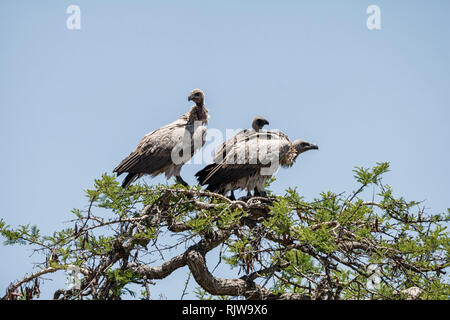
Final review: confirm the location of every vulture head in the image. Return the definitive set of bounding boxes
[188,88,205,106]
[293,139,319,155]
[252,116,270,132]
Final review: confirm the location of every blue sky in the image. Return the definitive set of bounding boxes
[1,0,449,299]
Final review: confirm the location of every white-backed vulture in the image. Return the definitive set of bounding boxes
[195,121,318,198]
[114,89,209,188]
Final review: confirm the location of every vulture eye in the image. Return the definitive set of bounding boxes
[300,142,309,148]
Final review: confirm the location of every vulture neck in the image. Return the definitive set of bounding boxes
[252,124,261,132]
[192,103,208,124]
[195,99,204,107]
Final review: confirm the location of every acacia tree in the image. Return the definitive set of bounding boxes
[1,162,449,300]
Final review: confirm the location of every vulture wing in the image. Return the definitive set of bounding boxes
[114,123,182,175]
[114,113,206,187]
[211,129,253,164]
[196,131,291,191]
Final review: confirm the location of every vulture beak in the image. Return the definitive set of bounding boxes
[263,119,270,126]
[296,140,319,153]
[188,94,193,102]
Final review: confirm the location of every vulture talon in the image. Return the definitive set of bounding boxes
[176,176,189,187]
[254,189,267,198]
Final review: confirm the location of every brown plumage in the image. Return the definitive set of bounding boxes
[196,118,318,198]
[114,89,209,188]
[211,116,270,167]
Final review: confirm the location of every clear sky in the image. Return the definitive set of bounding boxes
[1,0,449,299]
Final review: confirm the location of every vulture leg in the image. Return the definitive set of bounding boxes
[176,175,189,187]
[254,188,267,198]
[246,190,253,198]
[229,190,236,201]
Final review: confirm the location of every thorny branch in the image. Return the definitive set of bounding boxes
[2,180,449,300]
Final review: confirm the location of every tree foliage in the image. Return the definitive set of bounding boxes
[1,162,449,300]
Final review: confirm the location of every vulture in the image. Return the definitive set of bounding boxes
[195,118,318,199]
[114,89,209,188]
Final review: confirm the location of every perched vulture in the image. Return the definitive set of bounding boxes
[114,89,209,188]
[195,119,318,199]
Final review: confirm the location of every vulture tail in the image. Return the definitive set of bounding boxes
[121,173,138,188]
[195,164,217,185]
